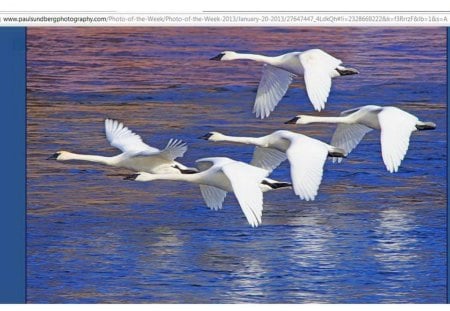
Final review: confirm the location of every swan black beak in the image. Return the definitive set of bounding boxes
[199,133,213,140]
[284,117,300,124]
[124,174,139,181]
[47,152,60,160]
[209,53,225,61]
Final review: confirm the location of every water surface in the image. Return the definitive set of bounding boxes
[27,27,447,303]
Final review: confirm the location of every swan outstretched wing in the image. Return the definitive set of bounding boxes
[105,119,158,154]
[157,139,188,161]
[221,162,268,227]
[331,124,372,163]
[379,107,417,173]
[199,185,228,211]
[250,146,287,173]
[286,137,328,201]
[299,49,341,111]
[253,64,295,119]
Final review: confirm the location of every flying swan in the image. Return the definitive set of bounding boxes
[124,157,292,227]
[200,130,346,201]
[210,49,358,118]
[285,105,437,173]
[48,119,196,174]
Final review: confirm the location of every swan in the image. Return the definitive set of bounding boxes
[48,119,197,174]
[124,157,292,227]
[210,49,358,118]
[285,105,437,173]
[199,130,346,201]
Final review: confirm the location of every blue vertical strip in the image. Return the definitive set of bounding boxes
[447,26,450,304]
[0,27,26,303]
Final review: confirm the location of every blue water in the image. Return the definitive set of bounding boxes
[27,27,446,303]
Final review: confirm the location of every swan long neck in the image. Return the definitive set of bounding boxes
[61,152,115,165]
[216,134,266,147]
[230,52,275,64]
[300,115,352,125]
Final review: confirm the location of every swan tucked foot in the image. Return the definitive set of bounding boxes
[173,164,198,174]
[335,67,359,76]
[261,179,292,190]
[415,122,437,130]
[328,150,347,158]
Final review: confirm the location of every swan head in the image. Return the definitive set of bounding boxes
[199,131,225,142]
[284,115,314,125]
[47,150,72,161]
[123,172,155,182]
[209,51,237,61]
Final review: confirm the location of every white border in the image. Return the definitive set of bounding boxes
[1,0,450,13]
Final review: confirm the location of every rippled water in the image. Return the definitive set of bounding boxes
[27,27,447,303]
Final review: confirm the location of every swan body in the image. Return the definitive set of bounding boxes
[285,105,437,172]
[49,119,196,174]
[210,49,358,118]
[125,157,291,227]
[200,130,346,201]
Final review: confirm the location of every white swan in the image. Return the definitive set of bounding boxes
[200,130,346,201]
[285,105,437,173]
[48,119,196,174]
[124,157,292,227]
[210,49,358,118]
